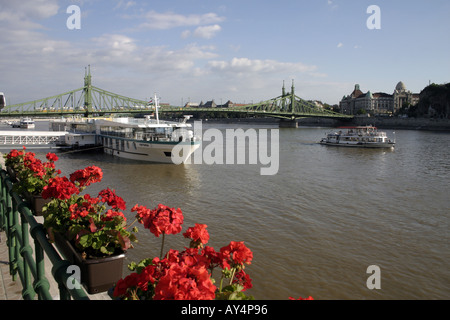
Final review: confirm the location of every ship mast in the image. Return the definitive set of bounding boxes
[154,93,160,124]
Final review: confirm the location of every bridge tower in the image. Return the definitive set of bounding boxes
[83,65,93,116]
[279,79,299,128]
[291,79,295,112]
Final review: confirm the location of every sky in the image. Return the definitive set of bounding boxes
[0,0,449,107]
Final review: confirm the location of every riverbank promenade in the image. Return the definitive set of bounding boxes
[0,230,23,300]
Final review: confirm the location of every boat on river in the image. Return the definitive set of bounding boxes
[19,118,35,129]
[95,115,200,163]
[94,94,200,163]
[319,125,395,148]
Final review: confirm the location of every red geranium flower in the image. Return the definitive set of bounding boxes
[113,273,140,298]
[46,152,59,162]
[232,269,253,291]
[143,204,184,237]
[70,165,103,187]
[98,188,126,210]
[183,223,210,248]
[201,246,222,271]
[131,204,151,223]
[220,241,253,269]
[101,209,126,222]
[154,264,216,300]
[42,176,79,200]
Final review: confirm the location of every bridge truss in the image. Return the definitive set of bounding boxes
[161,81,351,120]
[1,68,351,120]
[1,66,152,117]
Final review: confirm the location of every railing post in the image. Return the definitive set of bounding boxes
[9,195,18,282]
[52,260,72,300]
[19,207,36,299]
[30,223,52,300]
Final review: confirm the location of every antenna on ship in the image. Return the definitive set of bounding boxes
[154,93,160,124]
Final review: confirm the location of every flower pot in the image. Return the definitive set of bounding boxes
[24,192,51,216]
[53,232,125,294]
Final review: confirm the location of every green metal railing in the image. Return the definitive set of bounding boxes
[0,167,91,300]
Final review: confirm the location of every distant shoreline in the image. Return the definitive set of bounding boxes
[192,116,450,131]
[2,115,449,132]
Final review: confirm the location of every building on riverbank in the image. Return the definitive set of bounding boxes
[340,82,419,115]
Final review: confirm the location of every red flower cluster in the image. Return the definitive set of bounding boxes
[113,219,254,300]
[66,190,127,222]
[5,148,24,160]
[45,152,59,162]
[183,223,210,248]
[113,247,218,300]
[155,264,216,300]
[42,165,137,257]
[99,188,126,210]
[220,241,253,269]
[70,166,103,188]
[22,151,60,179]
[43,166,105,201]
[132,203,183,237]
[233,269,253,291]
[68,194,99,220]
[42,176,79,200]
[5,148,61,196]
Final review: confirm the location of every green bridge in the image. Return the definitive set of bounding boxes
[0,67,352,122]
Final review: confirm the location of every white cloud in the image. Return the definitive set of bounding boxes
[327,0,338,10]
[208,57,317,75]
[113,1,136,10]
[0,0,59,30]
[337,42,344,48]
[92,34,138,58]
[193,25,222,39]
[181,30,191,39]
[139,11,225,30]
[0,0,59,21]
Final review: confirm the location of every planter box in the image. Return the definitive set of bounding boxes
[24,192,51,216]
[54,233,125,294]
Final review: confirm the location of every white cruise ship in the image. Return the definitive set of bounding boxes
[96,115,200,163]
[320,125,395,148]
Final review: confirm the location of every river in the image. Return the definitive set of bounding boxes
[2,121,449,299]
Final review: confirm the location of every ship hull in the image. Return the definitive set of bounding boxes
[101,135,200,164]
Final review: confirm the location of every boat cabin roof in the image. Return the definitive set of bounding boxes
[338,126,377,129]
[95,118,191,129]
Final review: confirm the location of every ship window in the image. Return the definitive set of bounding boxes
[164,151,172,157]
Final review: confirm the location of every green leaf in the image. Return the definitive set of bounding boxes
[78,234,91,248]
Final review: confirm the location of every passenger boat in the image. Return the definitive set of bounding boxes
[20,118,35,129]
[319,125,395,148]
[95,95,201,164]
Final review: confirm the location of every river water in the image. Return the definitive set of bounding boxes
[2,121,449,299]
